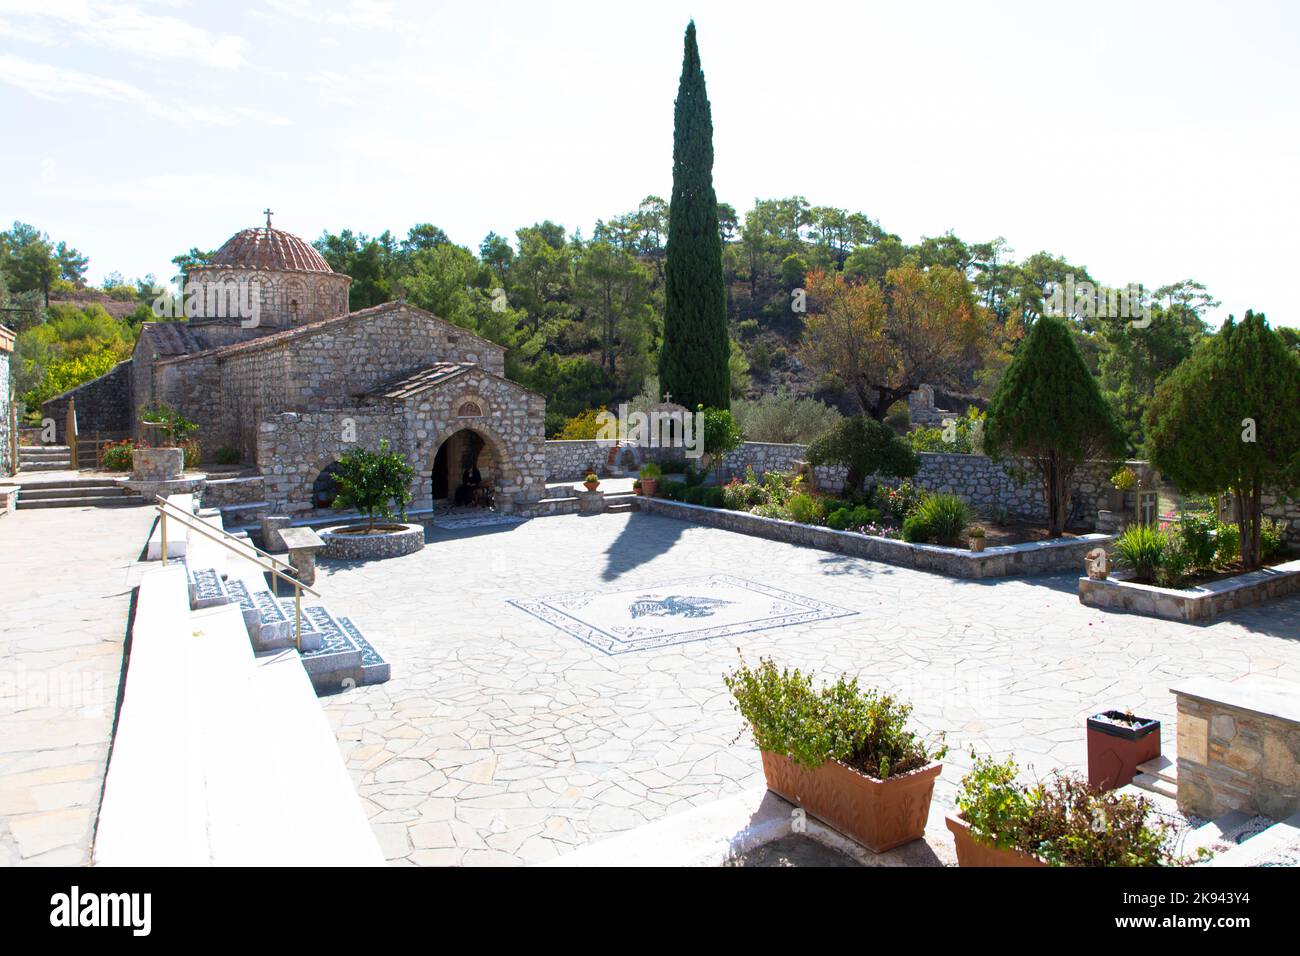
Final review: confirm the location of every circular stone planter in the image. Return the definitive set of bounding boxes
[319,522,425,560]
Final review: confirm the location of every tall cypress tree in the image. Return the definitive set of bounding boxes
[660,20,730,409]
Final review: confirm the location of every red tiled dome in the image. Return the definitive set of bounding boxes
[209,227,334,274]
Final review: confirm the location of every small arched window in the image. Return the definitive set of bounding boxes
[457,401,483,418]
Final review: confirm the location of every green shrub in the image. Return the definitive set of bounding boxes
[901,514,930,543]
[180,439,201,470]
[786,492,823,525]
[1156,535,1194,588]
[213,446,241,465]
[913,493,971,546]
[638,461,662,480]
[1177,513,1217,569]
[826,505,881,532]
[1114,525,1166,582]
[683,485,724,508]
[731,391,843,444]
[100,440,134,472]
[1261,519,1285,561]
[876,480,925,521]
[957,755,1181,867]
[1214,521,1240,566]
[659,480,688,501]
[724,657,946,779]
[807,415,919,493]
[721,470,765,510]
[752,501,792,520]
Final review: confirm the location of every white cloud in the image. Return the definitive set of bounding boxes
[0,53,290,128]
[0,0,248,69]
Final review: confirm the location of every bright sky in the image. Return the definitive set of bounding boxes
[2,0,1297,327]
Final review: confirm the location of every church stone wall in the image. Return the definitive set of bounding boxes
[187,267,350,330]
[41,360,133,443]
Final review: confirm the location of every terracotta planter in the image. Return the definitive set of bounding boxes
[945,813,1048,867]
[640,477,659,498]
[1086,711,1160,791]
[970,538,985,552]
[760,750,941,852]
[584,480,600,492]
[633,484,643,496]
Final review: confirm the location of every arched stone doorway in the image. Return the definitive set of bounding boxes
[312,462,343,510]
[431,428,498,503]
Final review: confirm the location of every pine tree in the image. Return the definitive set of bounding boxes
[983,315,1125,536]
[660,20,730,409]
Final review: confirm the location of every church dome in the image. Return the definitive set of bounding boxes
[209,226,334,274]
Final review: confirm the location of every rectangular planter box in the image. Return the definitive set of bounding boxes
[760,750,940,852]
[1078,559,1300,622]
[945,813,1047,867]
[1086,711,1160,790]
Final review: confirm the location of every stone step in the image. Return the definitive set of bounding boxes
[607,502,637,514]
[19,444,70,452]
[187,564,232,610]
[298,605,364,693]
[1137,754,1178,785]
[19,484,125,500]
[1131,771,1178,800]
[17,494,140,509]
[1115,782,1180,817]
[336,615,390,685]
[226,577,293,649]
[17,475,125,489]
[1204,812,1300,867]
[276,598,323,651]
[17,464,73,473]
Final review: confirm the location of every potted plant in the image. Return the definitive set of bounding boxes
[583,472,600,492]
[1086,709,1161,791]
[725,657,946,853]
[639,461,662,498]
[632,478,643,496]
[968,524,986,552]
[947,754,1181,866]
[1108,466,1137,512]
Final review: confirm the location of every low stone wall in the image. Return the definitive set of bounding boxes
[1173,676,1300,820]
[545,440,606,481]
[42,359,133,443]
[1078,560,1300,622]
[200,475,266,507]
[719,443,1120,528]
[319,523,425,560]
[637,496,1111,579]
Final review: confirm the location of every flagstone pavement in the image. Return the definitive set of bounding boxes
[316,510,1300,866]
[0,506,151,866]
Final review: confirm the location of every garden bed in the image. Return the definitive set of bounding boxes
[319,522,425,560]
[638,496,1112,579]
[1078,559,1300,622]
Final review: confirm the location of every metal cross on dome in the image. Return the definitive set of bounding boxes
[662,392,672,403]
[263,208,274,229]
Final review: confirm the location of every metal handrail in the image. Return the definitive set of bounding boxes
[153,496,318,649]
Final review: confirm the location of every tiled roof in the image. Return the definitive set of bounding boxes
[202,227,334,274]
[141,322,204,357]
[152,301,506,367]
[363,363,475,399]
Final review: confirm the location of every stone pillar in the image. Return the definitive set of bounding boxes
[261,515,292,552]
[577,489,605,514]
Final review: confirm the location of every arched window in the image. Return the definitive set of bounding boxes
[457,401,483,418]
[312,462,343,509]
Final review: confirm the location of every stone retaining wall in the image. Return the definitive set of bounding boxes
[200,475,266,508]
[1078,560,1300,622]
[1173,676,1300,820]
[42,359,133,444]
[637,496,1111,579]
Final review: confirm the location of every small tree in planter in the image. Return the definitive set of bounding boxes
[807,415,919,497]
[983,316,1125,537]
[725,656,946,852]
[699,405,742,474]
[331,439,415,532]
[1145,311,1300,569]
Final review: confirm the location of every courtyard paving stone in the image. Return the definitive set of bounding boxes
[317,510,1300,865]
[0,505,151,866]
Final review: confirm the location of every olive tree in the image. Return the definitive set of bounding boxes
[1145,311,1300,568]
[807,415,919,494]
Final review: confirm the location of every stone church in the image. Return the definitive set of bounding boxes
[49,219,546,515]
